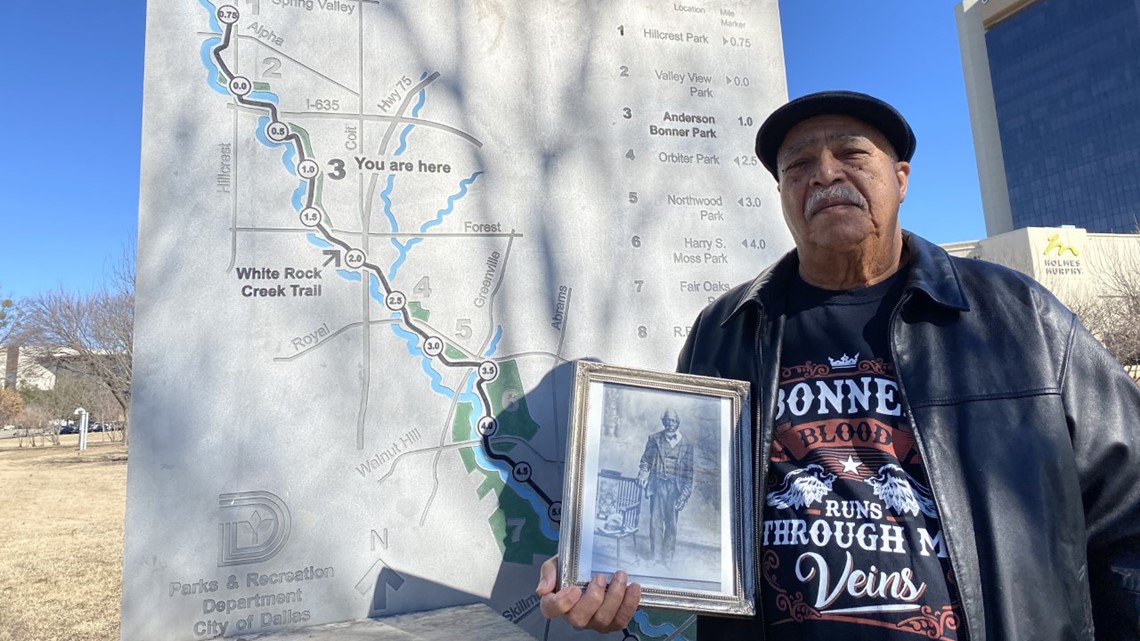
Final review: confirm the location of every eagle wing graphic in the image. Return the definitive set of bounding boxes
[865,463,939,519]
[766,464,836,510]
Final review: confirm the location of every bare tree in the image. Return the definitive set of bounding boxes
[0,288,22,348]
[0,289,22,392]
[18,238,135,443]
[1065,235,1140,382]
[0,300,15,346]
[0,387,22,425]
[18,375,115,445]
[16,405,51,447]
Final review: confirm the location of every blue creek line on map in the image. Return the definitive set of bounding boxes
[382,72,481,282]
[307,236,333,250]
[421,172,483,232]
[200,0,221,31]
[394,74,429,156]
[292,185,306,211]
[634,611,690,641]
[255,116,299,174]
[483,326,503,358]
[369,275,386,305]
[200,39,227,95]
[380,174,399,233]
[386,171,483,281]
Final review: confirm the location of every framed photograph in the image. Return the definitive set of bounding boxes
[558,361,755,617]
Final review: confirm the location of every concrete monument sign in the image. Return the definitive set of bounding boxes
[125,1,790,639]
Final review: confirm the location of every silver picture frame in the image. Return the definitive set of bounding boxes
[558,361,755,617]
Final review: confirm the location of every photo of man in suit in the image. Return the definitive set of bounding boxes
[636,409,694,566]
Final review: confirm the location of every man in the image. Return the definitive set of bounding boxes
[636,409,694,566]
[537,90,1140,639]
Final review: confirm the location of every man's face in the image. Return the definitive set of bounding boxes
[661,415,679,435]
[775,115,910,254]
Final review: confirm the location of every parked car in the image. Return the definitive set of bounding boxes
[59,425,78,435]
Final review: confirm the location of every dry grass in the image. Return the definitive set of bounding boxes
[0,434,127,641]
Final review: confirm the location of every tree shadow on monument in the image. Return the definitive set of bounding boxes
[482,358,584,640]
[126,0,681,638]
[479,360,700,641]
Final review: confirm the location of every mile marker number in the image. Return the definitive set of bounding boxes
[423,336,444,357]
[228,76,252,97]
[476,417,498,437]
[344,249,366,269]
[297,160,320,179]
[511,462,532,483]
[299,207,321,227]
[548,501,562,523]
[266,121,289,142]
[478,361,499,381]
[216,5,239,24]
[385,291,406,310]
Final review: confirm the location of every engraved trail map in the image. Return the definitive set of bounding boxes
[124,1,790,639]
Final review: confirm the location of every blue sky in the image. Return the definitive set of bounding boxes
[0,0,980,300]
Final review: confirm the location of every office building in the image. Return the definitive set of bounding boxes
[957,0,1140,235]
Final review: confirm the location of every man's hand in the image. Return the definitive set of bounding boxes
[536,556,641,632]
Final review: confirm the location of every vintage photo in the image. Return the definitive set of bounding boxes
[559,362,754,616]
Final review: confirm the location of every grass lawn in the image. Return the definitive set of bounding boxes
[0,434,127,641]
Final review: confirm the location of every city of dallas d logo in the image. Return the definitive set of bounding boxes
[218,491,291,567]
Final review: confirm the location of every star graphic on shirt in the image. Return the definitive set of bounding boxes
[841,455,862,474]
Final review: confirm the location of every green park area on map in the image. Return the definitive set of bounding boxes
[451,365,554,565]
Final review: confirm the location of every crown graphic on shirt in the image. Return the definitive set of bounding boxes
[828,353,859,369]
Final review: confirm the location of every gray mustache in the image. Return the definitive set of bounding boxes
[805,185,866,217]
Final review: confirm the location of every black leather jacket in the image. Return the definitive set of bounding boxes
[680,233,1140,640]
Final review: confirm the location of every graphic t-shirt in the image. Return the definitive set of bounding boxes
[761,271,963,641]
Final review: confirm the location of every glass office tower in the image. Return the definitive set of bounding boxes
[958,0,1140,234]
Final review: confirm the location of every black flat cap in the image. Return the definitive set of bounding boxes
[755,90,916,179]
